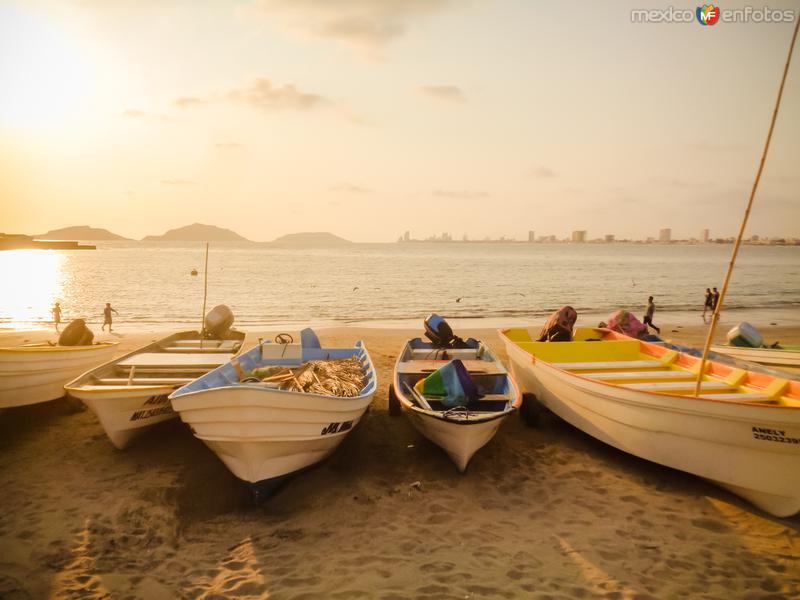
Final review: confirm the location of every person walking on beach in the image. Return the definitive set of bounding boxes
[711,287,720,312]
[644,296,660,334]
[102,302,119,332]
[52,302,62,332]
[702,288,713,322]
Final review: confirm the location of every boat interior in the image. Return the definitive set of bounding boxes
[397,338,516,412]
[72,331,245,389]
[504,327,800,407]
[171,339,377,399]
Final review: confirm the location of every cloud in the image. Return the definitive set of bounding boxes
[228,78,328,111]
[161,179,195,186]
[173,96,204,108]
[247,0,454,53]
[168,78,329,113]
[122,109,146,118]
[418,85,465,103]
[433,189,489,199]
[330,182,371,193]
[529,166,556,178]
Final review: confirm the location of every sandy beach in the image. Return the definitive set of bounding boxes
[1,323,799,599]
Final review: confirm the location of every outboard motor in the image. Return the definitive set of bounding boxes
[424,314,468,349]
[204,305,235,338]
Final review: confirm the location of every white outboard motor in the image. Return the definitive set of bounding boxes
[727,322,764,348]
[204,305,234,338]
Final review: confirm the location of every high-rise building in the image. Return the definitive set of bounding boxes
[701,229,710,243]
[528,230,535,242]
[403,230,410,242]
[605,234,615,243]
[659,228,672,243]
[571,230,587,243]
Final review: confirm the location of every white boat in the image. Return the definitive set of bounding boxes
[65,330,244,449]
[0,341,118,408]
[169,329,376,499]
[389,317,520,472]
[710,344,800,369]
[499,326,800,517]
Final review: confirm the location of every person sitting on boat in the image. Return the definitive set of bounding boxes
[538,306,577,342]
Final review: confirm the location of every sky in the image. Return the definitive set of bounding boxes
[0,0,798,242]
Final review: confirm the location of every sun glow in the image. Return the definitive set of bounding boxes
[0,6,92,130]
[0,250,63,329]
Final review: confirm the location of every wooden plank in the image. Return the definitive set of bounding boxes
[92,377,194,385]
[625,381,731,392]
[582,370,694,381]
[396,360,506,375]
[698,393,769,401]
[553,360,661,370]
[117,352,232,368]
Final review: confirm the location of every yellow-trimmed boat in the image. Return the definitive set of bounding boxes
[499,326,800,517]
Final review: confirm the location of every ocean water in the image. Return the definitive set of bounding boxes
[1,242,799,331]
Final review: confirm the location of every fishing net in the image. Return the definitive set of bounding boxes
[249,357,366,397]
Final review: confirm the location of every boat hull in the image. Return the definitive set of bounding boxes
[503,339,800,517]
[406,410,510,472]
[0,344,117,408]
[711,345,800,368]
[69,386,177,449]
[65,330,244,449]
[171,380,374,491]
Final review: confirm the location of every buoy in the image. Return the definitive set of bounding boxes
[191,269,198,276]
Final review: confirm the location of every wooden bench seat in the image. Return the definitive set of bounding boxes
[117,352,232,369]
[582,370,694,381]
[91,377,194,386]
[698,393,769,401]
[553,360,662,371]
[624,381,732,392]
[396,360,506,375]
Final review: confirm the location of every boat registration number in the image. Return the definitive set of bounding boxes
[752,427,800,445]
[321,420,353,436]
[130,394,174,422]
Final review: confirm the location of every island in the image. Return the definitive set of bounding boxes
[35,225,130,241]
[142,223,250,242]
[270,232,352,246]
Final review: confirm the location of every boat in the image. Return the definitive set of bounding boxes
[389,315,520,472]
[65,327,245,449]
[168,329,376,499]
[710,344,800,369]
[499,326,800,517]
[0,340,117,409]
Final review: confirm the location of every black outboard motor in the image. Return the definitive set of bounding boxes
[424,314,469,349]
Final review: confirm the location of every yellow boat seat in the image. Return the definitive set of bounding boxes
[624,381,732,393]
[582,370,695,381]
[552,360,662,371]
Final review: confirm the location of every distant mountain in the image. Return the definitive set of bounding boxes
[143,223,250,242]
[36,225,130,241]
[271,232,353,246]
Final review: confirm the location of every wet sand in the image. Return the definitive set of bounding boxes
[1,323,799,599]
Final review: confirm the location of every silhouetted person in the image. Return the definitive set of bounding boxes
[644,296,660,334]
[102,302,119,332]
[52,302,62,332]
[702,288,713,321]
[711,287,720,311]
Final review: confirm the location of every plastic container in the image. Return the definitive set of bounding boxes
[726,322,763,348]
